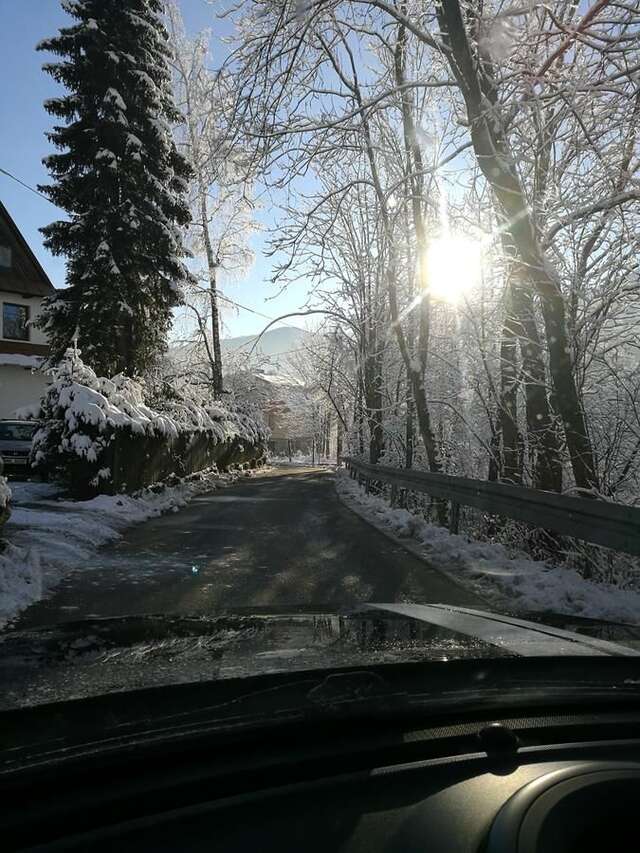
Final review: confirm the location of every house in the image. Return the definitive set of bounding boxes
[0,200,55,418]
[224,368,314,456]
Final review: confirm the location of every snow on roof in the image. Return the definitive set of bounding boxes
[258,372,304,387]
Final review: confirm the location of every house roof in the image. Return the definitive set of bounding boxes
[0,200,56,298]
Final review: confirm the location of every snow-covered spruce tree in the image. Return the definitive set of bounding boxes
[37,0,192,376]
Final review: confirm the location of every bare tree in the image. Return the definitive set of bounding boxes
[167,2,255,397]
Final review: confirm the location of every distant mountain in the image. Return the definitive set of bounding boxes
[222,326,310,360]
[167,326,311,383]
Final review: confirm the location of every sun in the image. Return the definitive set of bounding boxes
[423,235,482,304]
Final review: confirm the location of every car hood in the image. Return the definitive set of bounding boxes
[2,603,639,710]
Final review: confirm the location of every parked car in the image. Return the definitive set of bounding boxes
[0,420,39,475]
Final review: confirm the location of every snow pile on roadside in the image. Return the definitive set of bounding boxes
[336,471,640,624]
[0,469,236,628]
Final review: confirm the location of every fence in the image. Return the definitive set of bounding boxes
[343,457,640,558]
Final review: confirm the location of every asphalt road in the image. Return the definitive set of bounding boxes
[11,467,485,629]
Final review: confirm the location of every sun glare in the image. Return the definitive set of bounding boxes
[424,235,482,304]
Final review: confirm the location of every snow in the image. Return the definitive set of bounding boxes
[8,481,60,503]
[0,469,234,628]
[0,477,10,512]
[22,348,266,501]
[132,69,156,90]
[104,87,127,110]
[13,402,43,421]
[269,452,333,466]
[337,471,640,625]
[0,354,44,369]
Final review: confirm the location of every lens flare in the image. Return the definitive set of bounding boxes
[424,236,482,304]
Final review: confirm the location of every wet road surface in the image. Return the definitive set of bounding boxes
[11,467,485,629]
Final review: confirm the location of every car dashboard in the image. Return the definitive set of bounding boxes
[3,695,640,852]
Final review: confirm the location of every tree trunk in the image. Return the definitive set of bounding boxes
[200,193,223,398]
[488,420,500,481]
[436,0,598,492]
[499,306,520,484]
[509,279,563,492]
[405,384,414,469]
[389,20,446,520]
[355,370,365,456]
[353,23,445,519]
[364,351,385,464]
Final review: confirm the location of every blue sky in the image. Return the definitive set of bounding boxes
[0,0,309,337]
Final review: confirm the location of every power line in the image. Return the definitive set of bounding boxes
[0,166,308,343]
[217,291,305,331]
[175,290,309,352]
[0,166,54,204]
[216,291,282,322]
[215,291,309,351]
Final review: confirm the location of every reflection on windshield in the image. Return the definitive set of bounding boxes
[0,424,37,442]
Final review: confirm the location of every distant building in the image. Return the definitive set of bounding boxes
[0,201,55,418]
[224,368,314,456]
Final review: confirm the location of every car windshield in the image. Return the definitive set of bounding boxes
[0,424,37,442]
[1,0,640,713]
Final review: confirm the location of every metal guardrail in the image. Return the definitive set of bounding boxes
[342,457,640,557]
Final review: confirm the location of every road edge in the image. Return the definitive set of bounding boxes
[334,478,493,607]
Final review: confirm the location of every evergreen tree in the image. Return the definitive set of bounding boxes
[37,0,192,376]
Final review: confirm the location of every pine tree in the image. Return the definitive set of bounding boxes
[37,0,192,377]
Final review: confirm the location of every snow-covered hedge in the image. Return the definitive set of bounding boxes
[28,349,268,496]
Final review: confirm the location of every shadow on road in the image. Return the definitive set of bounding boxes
[11,468,485,629]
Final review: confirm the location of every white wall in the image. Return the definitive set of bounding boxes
[0,293,48,346]
[0,365,47,418]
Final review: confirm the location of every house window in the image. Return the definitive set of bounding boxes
[2,302,30,341]
[0,245,11,268]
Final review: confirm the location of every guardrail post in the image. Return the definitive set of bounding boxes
[449,501,460,535]
[390,484,398,508]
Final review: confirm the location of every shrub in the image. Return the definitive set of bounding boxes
[30,349,269,496]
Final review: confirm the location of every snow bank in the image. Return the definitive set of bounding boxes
[337,471,640,625]
[0,469,235,628]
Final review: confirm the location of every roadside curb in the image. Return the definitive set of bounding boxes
[335,481,492,608]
